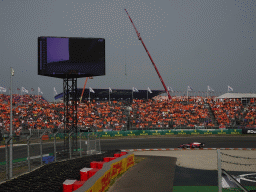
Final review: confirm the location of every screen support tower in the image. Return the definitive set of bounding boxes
[63,77,78,156]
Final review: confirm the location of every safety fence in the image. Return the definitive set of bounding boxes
[0,131,101,183]
[217,149,256,192]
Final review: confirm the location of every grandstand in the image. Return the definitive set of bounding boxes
[0,91,256,138]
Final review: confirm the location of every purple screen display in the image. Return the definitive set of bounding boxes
[47,38,69,63]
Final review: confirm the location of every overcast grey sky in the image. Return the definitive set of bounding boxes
[0,0,255,102]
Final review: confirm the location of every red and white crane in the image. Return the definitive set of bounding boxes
[124,9,172,101]
[80,76,93,103]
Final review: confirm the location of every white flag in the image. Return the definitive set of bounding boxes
[54,87,58,95]
[147,87,152,93]
[38,87,43,94]
[187,86,193,91]
[228,86,233,92]
[11,68,14,76]
[207,86,214,92]
[22,87,28,93]
[109,87,112,93]
[132,87,139,92]
[0,87,6,92]
[167,86,174,92]
[89,87,95,93]
[208,86,214,92]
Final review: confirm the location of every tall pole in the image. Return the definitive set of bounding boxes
[132,89,133,102]
[147,90,148,100]
[21,88,22,105]
[89,91,90,103]
[109,89,110,103]
[187,89,188,103]
[10,67,14,179]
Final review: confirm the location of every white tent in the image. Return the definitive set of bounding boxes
[216,93,256,105]
[216,93,256,99]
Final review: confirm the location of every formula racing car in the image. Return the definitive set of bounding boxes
[178,142,205,148]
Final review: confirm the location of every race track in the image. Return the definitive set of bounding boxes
[0,136,255,162]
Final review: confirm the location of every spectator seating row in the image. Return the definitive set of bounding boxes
[0,94,256,136]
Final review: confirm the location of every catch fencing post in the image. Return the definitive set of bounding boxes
[79,132,82,157]
[217,149,222,192]
[69,132,73,159]
[5,139,8,180]
[27,134,33,172]
[94,132,96,153]
[40,130,47,166]
[87,133,91,155]
[5,136,13,180]
[98,133,101,154]
[54,131,59,162]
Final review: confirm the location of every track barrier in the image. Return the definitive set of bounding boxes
[62,152,134,192]
[47,129,242,140]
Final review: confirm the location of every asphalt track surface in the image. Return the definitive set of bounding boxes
[1,136,256,162]
[108,155,177,192]
[1,136,256,190]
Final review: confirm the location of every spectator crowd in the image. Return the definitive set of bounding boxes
[0,94,256,136]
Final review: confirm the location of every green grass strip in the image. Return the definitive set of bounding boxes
[173,186,256,192]
[0,157,27,165]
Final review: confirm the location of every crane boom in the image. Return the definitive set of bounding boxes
[80,77,88,103]
[124,9,172,101]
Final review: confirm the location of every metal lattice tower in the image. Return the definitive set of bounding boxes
[63,77,78,155]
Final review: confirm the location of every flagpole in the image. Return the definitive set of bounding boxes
[89,90,90,103]
[10,67,13,179]
[109,89,110,104]
[187,88,188,103]
[147,89,148,100]
[21,88,23,105]
[132,88,133,102]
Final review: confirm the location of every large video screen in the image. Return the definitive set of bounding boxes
[38,36,105,78]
